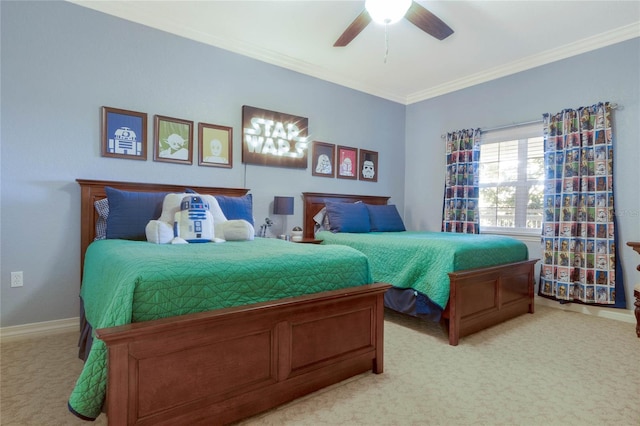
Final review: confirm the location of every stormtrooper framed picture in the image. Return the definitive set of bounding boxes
[359,149,378,182]
[311,141,335,178]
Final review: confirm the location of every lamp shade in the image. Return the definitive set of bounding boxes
[273,196,294,215]
[365,0,411,25]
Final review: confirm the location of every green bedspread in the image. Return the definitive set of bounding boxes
[317,231,528,309]
[68,238,372,420]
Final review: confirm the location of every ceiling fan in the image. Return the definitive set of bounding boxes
[334,0,454,47]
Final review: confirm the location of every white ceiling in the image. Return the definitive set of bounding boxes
[71,1,640,105]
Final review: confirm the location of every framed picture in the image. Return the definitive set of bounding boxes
[198,123,233,168]
[241,105,309,169]
[101,106,147,160]
[337,145,358,180]
[311,141,335,177]
[359,149,378,182]
[154,115,194,165]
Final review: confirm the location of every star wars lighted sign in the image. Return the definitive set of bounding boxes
[242,105,309,168]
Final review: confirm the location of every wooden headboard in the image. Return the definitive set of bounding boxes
[76,179,249,277]
[301,192,390,239]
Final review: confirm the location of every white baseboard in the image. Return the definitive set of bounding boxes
[535,296,636,323]
[0,317,79,342]
[0,302,635,342]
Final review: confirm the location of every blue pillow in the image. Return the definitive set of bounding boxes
[105,187,168,240]
[215,194,254,226]
[366,204,406,232]
[325,201,370,233]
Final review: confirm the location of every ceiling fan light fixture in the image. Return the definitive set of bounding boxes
[365,0,412,25]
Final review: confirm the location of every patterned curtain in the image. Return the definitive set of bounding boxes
[539,102,626,308]
[442,129,481,233]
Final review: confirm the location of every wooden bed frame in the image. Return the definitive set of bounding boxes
[76,179,390,425]
[302,192,537,346]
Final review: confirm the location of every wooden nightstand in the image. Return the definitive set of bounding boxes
[293,238,323,244]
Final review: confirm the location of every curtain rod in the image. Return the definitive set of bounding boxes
[440,103,620,138]
[440,119,541,139]
[481,119,543,134]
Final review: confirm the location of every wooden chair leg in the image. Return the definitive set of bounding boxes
[634,286,640,338]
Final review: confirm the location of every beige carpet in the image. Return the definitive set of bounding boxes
[1,306,638,425]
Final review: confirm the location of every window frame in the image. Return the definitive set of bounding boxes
[478,122,544,237]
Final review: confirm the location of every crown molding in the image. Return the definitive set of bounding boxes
[68,0,409,104]
[406,22,640,105]
[70,2,639,106]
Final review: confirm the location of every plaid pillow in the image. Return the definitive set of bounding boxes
[94,198,109,240]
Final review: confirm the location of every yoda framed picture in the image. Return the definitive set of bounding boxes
[154,115,194,165]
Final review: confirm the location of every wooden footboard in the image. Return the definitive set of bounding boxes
[96,283,390,426]
[301,192,537,346]
[445,259,537,346]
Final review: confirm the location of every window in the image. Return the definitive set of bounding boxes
[478,123,544,235]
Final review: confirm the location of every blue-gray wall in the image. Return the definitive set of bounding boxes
[0,1,405,327]
[405,37,640,307]
[2,1,638,327]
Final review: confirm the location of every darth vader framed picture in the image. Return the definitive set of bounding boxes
[311,141,335,178]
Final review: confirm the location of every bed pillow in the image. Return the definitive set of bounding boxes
[105,187,168,240]
[94,198,109,240]
[366,204,406,232]
[215,194,254,226]
[148,193,227,242]
[147,196,254,243]
[325,201,370,233]
[158,193,227,225]
[312,207,331,233]
[219,219,255,241]
[145,220,175,244]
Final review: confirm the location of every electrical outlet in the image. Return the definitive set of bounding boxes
[11,271,23,288]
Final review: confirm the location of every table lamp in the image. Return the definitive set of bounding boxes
[273,196,294,238]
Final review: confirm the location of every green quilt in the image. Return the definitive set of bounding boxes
[318,231,529,309]
[68,238,371,420]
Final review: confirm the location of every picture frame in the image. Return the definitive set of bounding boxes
[241,105,309,169]
[154,115,194,165]
[198,123,233,168]
[101,106,147,160]
[311,141,335,177]
[337,145,358,180]
[359,149,378,182]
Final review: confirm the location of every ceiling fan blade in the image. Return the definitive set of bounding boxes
[334,10,371,47]
[405,1,454,40]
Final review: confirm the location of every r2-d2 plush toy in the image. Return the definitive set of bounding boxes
[173,195,214,243]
